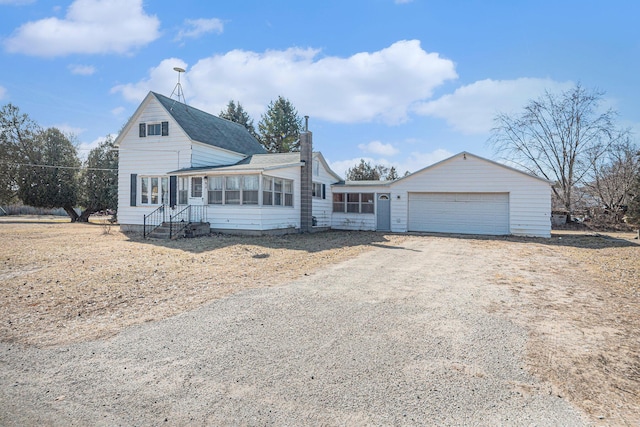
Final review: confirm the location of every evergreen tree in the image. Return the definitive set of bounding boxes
[219,100,257,138]
[257,96,303,153]
[79,135,118,221]
[346,159,382,181]
[16,127,81,220]
[0,104,39,204]
[345,159,397,181]
[386,166,399,180]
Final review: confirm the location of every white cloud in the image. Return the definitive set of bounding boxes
[76,134,116,160]
[111,106,125,116]
[68,64,96,75]
[414,78,574,135]
[53,124,85,137]
[401,148,453,175]
[328,148,453,179]
[358,140,399,156]
[175,18,224,41]
[111,57,189,101]
[4,0,160,57]
[112,40,457,125]
[0,85,6,100]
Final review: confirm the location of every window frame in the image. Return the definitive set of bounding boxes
[206,175,261,206]
[312,182,323,199]
[140,176,170,206]
[262,175,293,207]
[178,177,188,205]
[224,176,241,205]
[191,177,203,198]
[147,123,161,136]
[332,192,375,214]
[242,175,259,205]
[207,176,223,205]
[145,121,169,137]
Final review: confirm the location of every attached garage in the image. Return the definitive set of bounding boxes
[408,192,509,235]
[331,152,552,238]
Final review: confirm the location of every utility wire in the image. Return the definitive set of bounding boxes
[0,161,117,171]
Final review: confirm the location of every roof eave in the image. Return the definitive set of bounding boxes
[168,161,304,176]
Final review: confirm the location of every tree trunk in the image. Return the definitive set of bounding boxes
[63,205,79,222]
[77,208,93,222]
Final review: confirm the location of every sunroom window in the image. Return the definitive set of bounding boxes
[262,176,293,207]
[225,176,241,204]
[333,192,374,214]
[207,177,223,204]
[206,175,260,205]
[242,175,259,205]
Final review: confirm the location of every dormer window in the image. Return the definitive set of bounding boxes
[139,121,169,137]
[148,123,161,135]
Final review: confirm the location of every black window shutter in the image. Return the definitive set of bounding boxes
[130,174,137,206]
[322,184,326,199]
[169,175,177,207]
[161,121,169,136]
[139,123,146,137]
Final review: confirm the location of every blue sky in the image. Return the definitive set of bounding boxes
[1,0,638,178]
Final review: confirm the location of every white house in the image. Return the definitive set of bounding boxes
[116,91,552,238]
[116,91,340,236]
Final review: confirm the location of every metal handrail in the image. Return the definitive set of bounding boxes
[144,204,207,239]
[169,205,190,239]
[143,205,167,238]
[168,205,207,239]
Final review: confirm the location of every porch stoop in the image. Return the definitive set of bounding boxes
[147,222,210,239]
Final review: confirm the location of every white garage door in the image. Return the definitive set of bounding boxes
[408,192,509,235]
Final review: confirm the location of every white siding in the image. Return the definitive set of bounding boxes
[389,154,551,237]
[204,166,301,231]
[118,97,192,227]
[118,95,252,227]
[191,141,244,168]
[311,153,340,227]
[259,167,301,230]
[330,185,387,231]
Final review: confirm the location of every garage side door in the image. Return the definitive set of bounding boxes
[408,192,509,235]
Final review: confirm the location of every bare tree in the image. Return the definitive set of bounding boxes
[586,136,639,217]
[491,84,627,216]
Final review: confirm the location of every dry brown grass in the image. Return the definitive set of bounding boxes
[1,218,638,423]
[0,217,407,347]
[480,231,640,424]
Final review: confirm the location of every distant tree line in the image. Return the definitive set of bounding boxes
[0,104,117,222]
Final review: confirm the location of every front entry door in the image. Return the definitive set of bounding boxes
[376,193,391,231]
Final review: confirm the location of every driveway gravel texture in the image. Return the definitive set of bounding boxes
[0,237,586,426]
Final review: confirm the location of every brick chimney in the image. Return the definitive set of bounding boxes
[300,116,313,233]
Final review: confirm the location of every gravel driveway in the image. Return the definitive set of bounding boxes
[0,237,585,426]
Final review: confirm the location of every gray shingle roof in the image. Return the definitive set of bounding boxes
[167,152,303,175]
[153,92,266,156]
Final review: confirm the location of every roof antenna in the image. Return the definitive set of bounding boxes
[170,67,186,108]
